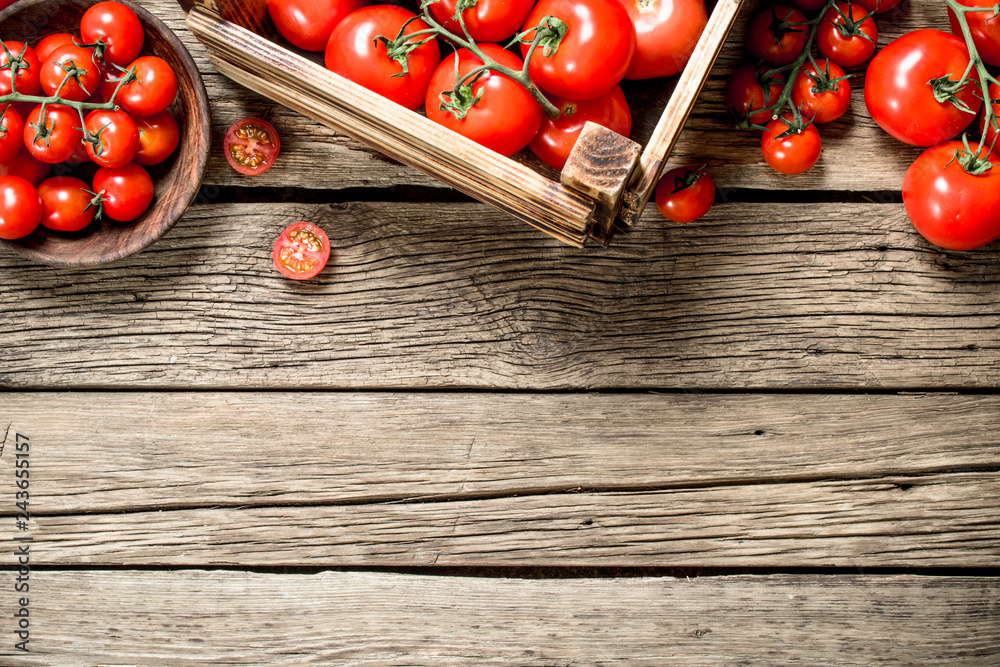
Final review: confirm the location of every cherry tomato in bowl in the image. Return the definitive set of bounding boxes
[273,221,331,280]
[93,162,154,222]
[224,117,280,176]
[84,109,140,168]
[0,175,42,240]
[134,111,180,166]
[654,165,715,223]
[80,0,144,67]
[38,176,97,232]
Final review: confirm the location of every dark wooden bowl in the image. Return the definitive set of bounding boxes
[0,0,210,266]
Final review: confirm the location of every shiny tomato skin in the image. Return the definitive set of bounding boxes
[427,45,543,157]
[38,176,97,232]
[791,59,851,124]
[865,30,981,147]
[724,64,784,127]
[268,0,369,51]
[273,221,331,280]
[0,41,41,96]
[520,0,636,100]
[23,104,84,164]
[134,111,180,166]
[41,44,101,102]
[0,175,42,240]
[949,0,1000,67]
[0,151,51,186]
[853,0,903,13]
[113,56,177,117]
[761,116,822,175]
[0,105,25,163]
[223,118,280,176]
[902,141,1000,250]
[80,1,145,67]
[84,109,140,168]
[529,85,632,170]
[654,165,715,223]
[430,0,536,43]
[746,5,808,66]
[325,6,440,111]
[35,33,79,62]
[817,2,878,68]
[92,162,154,222]
[617,0,707,79]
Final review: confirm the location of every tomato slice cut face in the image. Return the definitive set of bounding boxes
[272,221,330,280]
[223,117,280,176]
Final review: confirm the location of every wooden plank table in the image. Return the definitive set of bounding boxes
[2,0,999,663]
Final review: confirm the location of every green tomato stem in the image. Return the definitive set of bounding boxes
[945,0,1000,160]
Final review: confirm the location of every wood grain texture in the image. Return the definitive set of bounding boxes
[1,201,998,390]
[1,571,997,666]
[2,392,998,514]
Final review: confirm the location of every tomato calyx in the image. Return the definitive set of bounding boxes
[666,164,709,195]
[929,73,978,114]
[438,58,487,120]
[82,188,107,220]
[766,6,809,45]
[374,16,440,77]
[805,59,852,94]
[511,16,569,58]
[74,37,110,70]
[0,42,31,93]
[828,3,876,42]
[773,104,815,139]
[948,134,994,176]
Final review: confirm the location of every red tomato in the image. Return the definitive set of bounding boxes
[223,117,280,176]
[853,0,903,14]
[134,111,180,166]
[949,0,1000,67]
[0,105,25,163]
[92,162,154,222]
[617,0,707,79]
[23,104,84,164]
[902,141,1000,250]
[0,41,41,96]
[791,59,851,124]
[654,165,715,223]
[520,0,636,100]
[529,85,632,170]
[111,56,177,117]
[429,0,536,43]
[38,176,97,232]
[817,2,878,68]
[723,64,784,127]
[325,6,440,111]
[80,1,144,67]
[84,109,140,168]
[267,0,368,52]
[982,82,999,149]
[746,5,808,66]
[35,33,79,62]
[426,45,543,157]
[273,221,331,280]
[0,151,51,186]
[0,175,42,240]
[865,30,981,147]
[761,116,822,174]
[41,44,101,102]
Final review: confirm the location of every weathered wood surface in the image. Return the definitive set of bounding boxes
[143,0,950,191]
[2,392,998,513]
[1,202,998,390]
[1,572,998,666]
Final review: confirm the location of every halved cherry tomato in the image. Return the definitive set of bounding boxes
[84,109,140,168]
[0,104,25,163]
[791,59,851,124]
[80,1,144,68]
[949,0,1000,67]
[41,44,101,102]
[273,221,331,280]
[654,165,715,223]
[0,41,41,96]
[761,116,822,175]
[724,64,784,127]
[268,0,369,52]
[111,56,177,117]
[0,151,51,186]
[817,2,878,68]
[0,175,42,240]
[92,162,154,222]
[529,85,632,170]
[746,5,808,66]
[619,0,707,79]
[429,0,535,43]
[23,104,84,164]
[134,111,180,166]
[223,117,280,176]
[38,175,97,232]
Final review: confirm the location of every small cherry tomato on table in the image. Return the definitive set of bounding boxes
[902,141,1000,250]
[949,0,1000,67]
[92,162,154,222]
[761,115,822,175]
[134,111,180,166]
[273,221,331,280]
[817,2,878,68]
[0,175,43,240]
[654,165,715,223]
[429,0,536,43]
[724,64,784,128]
[0,41,41,96]
[864,29,981,147]
[38,176,97,232]
[23,104,84,164]
[80,1,145,68]
[529,85,631,171]
[267,0,369,52]
[791,59,852,124]
[746,4,808,66]
[618,0,707,80]
[223,117,280,176]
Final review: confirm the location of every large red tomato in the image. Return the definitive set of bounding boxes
[865,29,981,146]
[429,0,536,43]
[426,44,543,157]
[325,5,440,111]
[268,0,369,52]
[520,0,636,100]
[902,141,1000,250]
[529,85,632,170]
[949,0,1000,67]
[617,0,707,79]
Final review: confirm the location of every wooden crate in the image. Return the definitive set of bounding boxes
[180,0,745,247]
